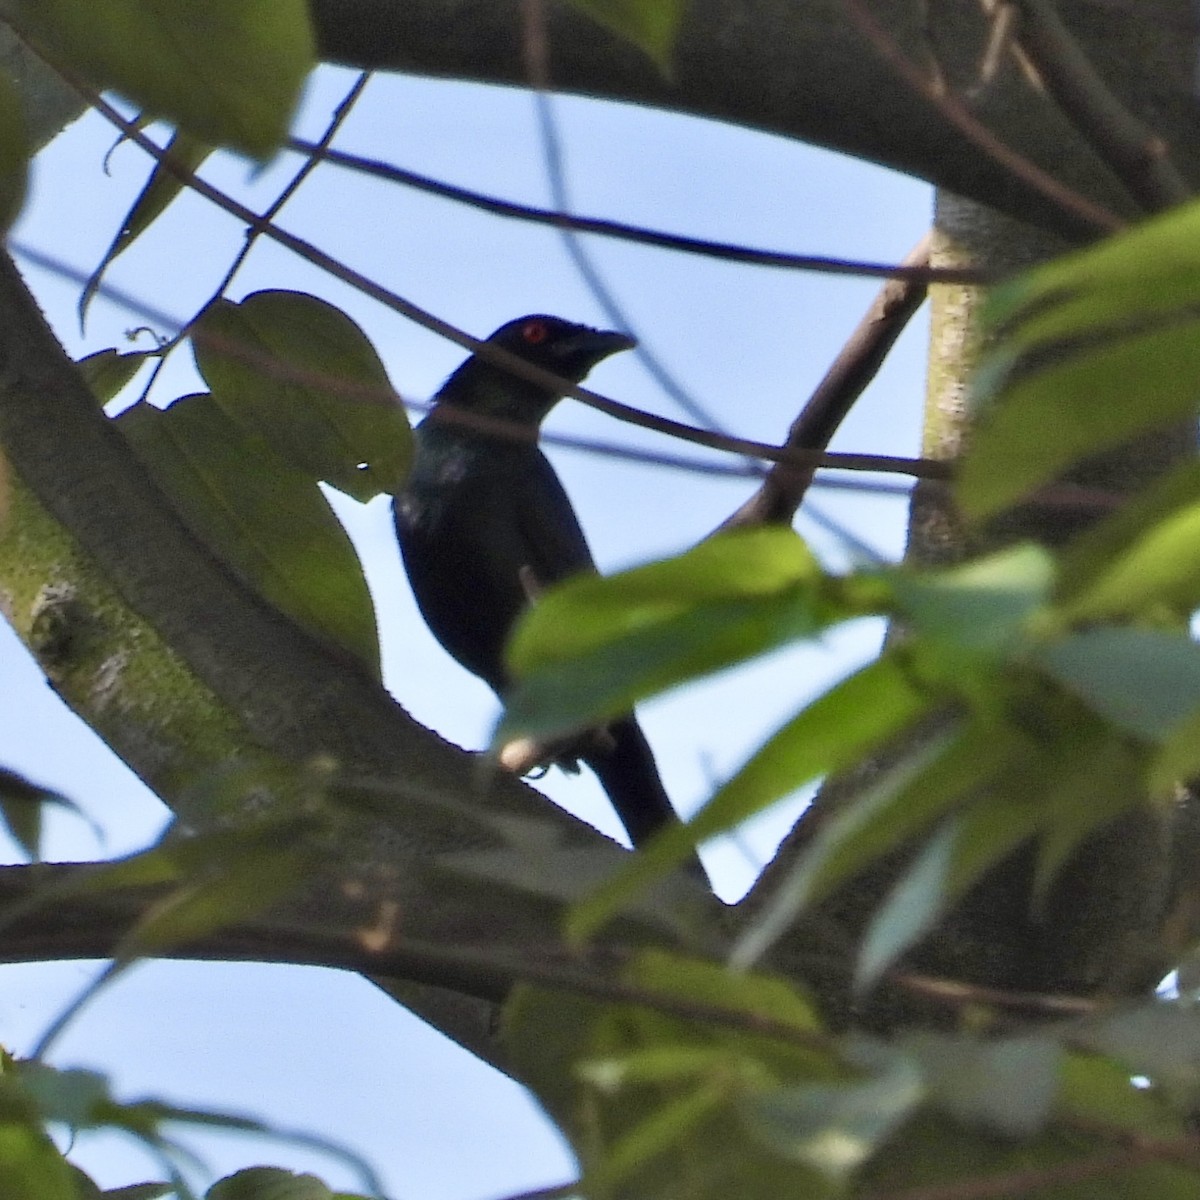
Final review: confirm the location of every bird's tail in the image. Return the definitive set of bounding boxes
[584,715,707,883]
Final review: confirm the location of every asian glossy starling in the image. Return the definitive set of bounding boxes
[393,315,684,852]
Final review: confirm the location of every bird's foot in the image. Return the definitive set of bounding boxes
[499,725,618,779]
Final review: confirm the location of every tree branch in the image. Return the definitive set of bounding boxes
[307,0,1200,239]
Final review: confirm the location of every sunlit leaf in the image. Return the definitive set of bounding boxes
[194,291,410,500]
[6,0,314,157]
[984,198,1200,352]
[119,392,381,674]
[569,653,935,944]
[0,1116,78,1200]
[80,129,212,324]
[1056,460,1200,612]
[960,319,1200,519]
[565,0,689,73]
[1059,497,1200,623]
[960,200,1200,519]
[503,528,855,741]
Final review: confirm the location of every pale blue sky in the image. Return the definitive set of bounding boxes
[0,64,930,1195]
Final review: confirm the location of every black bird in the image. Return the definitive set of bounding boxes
[393,315,684,851]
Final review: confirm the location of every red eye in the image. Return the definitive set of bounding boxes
[521,319,549,344]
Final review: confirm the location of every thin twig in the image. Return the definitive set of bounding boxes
[841,0,1125,234]
[202,71,372,314]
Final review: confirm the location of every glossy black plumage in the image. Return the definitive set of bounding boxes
[393,315,682,850]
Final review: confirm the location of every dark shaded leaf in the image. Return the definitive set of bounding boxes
[118,393,380,674]
[1076,1001,1200,1104]
[81,129,212,324]
[6,0,314,157]
[0,765,95,860]
[193,291,410,500]
[78,349,153,406]
[207,1168,333,1200]
[903,1032,1061,1138]
[506,949,843,1200]
[0,71,29,231]
[1038,628,1200,742]
[743,1040,922,1178]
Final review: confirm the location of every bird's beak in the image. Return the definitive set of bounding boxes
[564,327,637,364]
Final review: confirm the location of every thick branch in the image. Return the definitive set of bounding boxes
[309,0,1199,239]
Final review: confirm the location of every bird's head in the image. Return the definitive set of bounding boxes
[436,315,636,426]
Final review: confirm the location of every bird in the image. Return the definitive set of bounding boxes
[393,314,689,855]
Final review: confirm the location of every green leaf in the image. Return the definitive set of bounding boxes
[1056,460,1200,613]
[565,0,689,73]
[959,200,1200,519]
[505,950,843,1200]
[78,348,153,406]
[510,526,824,669]
[0,1117,79,1200]
[985,198,1200,353]
[855,820,961,994]
[81,129,212,324]
[1060,500,1200,624]
[207,1168,334,1200]
[960,318,1200,518]
[113,827,318,960]
[1037,628,1200,743]
[6,0,314,157]
[0,71,28,230]
[733,712,1037,971]
[569,652,935,944]
[886,543,1055,652]
[742,1041,923,1179]
[193,291,410,500]
[1030,731,1146,903]
[1075,1001,1200,1104]
[503,528,862,742]
[1151,706,1200,792]
[118,392,381,675]
[0,765,97,860]
[48,814,325,960]
[903,1032,1061,1138]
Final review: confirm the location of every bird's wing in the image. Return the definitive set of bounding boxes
[512,449,597,590]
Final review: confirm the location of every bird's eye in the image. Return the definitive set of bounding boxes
[521,319,550,344]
